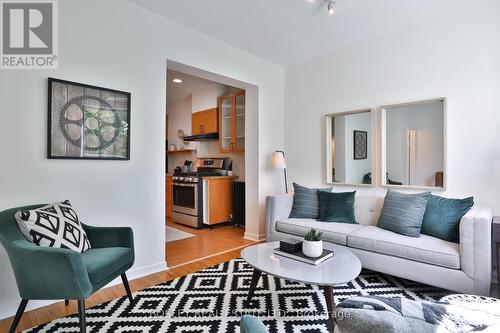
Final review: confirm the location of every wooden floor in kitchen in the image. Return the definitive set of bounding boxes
[165,220,257,267]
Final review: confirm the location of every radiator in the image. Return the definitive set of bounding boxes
[232,181,245,227]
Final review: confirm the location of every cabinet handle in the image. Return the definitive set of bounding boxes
[201,125,204,133]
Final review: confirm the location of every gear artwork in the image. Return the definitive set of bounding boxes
[59,96,121,151]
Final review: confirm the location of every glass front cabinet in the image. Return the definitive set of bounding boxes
[218,92,245,153]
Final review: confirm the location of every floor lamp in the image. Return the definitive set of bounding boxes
[272,150,288,193]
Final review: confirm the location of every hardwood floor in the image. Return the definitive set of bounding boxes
[165,221,257,267]
[0,249,244,333]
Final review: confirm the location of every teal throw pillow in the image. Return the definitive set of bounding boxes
[318,191,357,223]
[421,195,474,243]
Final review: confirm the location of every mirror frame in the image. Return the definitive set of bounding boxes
[325,108,377,187]
[380,97,447,191]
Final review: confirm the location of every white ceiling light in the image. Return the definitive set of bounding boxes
[172,78,183,83]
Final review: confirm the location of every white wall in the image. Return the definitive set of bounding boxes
[0,0,284,319]
[168,96,193,150]
[191,83,224,112]
[285,0,500,207]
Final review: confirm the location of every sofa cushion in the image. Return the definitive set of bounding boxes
[82,247,133,285]
[289,183,331,219]
[276,218,363,245]
[421,195,474,243]
[348,226,460,269]
[318,191,357,223]
[378,190,431,237]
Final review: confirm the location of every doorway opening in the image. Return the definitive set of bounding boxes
[164,60,258,268]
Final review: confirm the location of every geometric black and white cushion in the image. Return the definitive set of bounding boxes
[15,200,91,253]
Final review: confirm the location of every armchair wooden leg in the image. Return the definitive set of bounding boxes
[9,299,28,333]
[77,299,86,333]
[64,299,69,306]
[121,273,133,302]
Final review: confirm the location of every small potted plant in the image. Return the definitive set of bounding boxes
[303,229,323,257]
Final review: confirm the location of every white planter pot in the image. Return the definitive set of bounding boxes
[302,240,323,258]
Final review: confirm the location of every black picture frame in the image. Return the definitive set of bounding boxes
[353,130,367,160]
[47,77,131,160]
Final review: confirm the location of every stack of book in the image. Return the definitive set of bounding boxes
[274,239,334,265]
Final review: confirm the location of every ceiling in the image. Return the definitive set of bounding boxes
[130,0,486,67]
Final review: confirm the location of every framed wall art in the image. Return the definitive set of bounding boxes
[353,130,367,160]
[48,78,130,160]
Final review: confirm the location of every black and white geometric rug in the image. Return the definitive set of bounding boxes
[23,259,451,333]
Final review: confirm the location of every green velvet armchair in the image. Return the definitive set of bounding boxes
[0,204,135,333]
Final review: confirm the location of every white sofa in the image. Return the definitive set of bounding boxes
[266,194,493,296]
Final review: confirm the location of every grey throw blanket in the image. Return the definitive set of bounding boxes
[338,296,500,333]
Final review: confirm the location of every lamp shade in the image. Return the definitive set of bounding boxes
[271,151,286,169]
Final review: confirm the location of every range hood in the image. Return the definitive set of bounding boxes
[183,132,219,142]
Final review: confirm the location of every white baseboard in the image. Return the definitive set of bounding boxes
[0,261,168,321]
[244,232,266,241]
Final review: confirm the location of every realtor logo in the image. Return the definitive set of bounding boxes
[1,0,58,69]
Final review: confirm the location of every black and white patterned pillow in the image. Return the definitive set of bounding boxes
[15,200,91,253]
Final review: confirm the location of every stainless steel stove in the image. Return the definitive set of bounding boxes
[171,158,225,228]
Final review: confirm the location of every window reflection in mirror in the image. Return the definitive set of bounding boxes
[384,99,445,188]
[327,110,373,185]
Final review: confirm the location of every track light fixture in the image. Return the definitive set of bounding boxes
[326,0,335,16]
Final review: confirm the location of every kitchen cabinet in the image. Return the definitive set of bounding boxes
[191,108,218,135]
[202,177,234,225]
[166,175,172,221]
[219,92,245,153]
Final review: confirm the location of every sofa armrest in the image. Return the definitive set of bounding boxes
[83,223,134,249]
[459,205,492,295]
[8,240,92,300]
[266,194,293,241]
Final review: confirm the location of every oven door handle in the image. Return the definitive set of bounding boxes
[173,183,197,188]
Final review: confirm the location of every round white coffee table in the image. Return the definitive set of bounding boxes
[241,241,361,331]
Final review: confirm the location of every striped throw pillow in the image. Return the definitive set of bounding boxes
[377,190,431,237]
[289,183,331,219]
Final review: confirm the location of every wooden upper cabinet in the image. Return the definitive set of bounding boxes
[219,92,245,153]
[204,108,218,134]
[192,112,204,135]
[191,108,218,135]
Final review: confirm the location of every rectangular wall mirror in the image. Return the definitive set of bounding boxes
[326,109,375,186]
[382,98,446,190]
